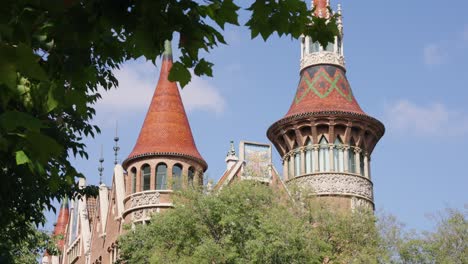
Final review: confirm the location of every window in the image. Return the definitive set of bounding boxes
[305,139,313,173]
[318,136,330,172]
[294,152,301,176]
[188,167,195,187]
[156,163,167,190]
[172,164,183,190]
[333,137,344,172]
[141,164,151,191]
[131,167,137,193]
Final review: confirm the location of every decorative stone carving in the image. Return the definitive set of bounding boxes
[288,173,373,202]
[130,192,161,208]
[300,52,345,71]
[123,191,171,220]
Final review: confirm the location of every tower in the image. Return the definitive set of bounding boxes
[121,40,207,223]
[267,0,384,210]
[41,197,69,264]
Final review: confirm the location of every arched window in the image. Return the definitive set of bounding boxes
[333,137,344,172]
[188,167,195,187]
[318,136,330,172]
[131,167,137,193]
[141,164,151,191]
[172,164,183,190]
[360,152,365,176]
[156,163,167,190]
[305,139,313,173]
[348,139,356,173]
[294,151,301,176]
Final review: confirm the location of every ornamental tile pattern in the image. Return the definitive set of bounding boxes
[126,52,206,167]
[286,65,365,117]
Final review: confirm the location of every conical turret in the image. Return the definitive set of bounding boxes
[124,41,207,170]
[122,41,207,224]
[53,197,69,251]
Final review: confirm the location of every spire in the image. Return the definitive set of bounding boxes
[98,145,104,184]
[225,140,238,171]
[113,122,120,165]
[291,1,360,117]
[226,140,236,157]
[53,196,69,251]
[124,40,207,170]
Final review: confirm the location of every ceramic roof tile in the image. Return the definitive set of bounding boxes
[285,65,365,117]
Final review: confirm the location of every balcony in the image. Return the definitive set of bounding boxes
[123,190,173,222]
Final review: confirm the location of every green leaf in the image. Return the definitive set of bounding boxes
[0,111,44,132]
[169,62,192,88]
[15,151,30,165]
[194,59,214,77]
[46,86,58,112]
[16,43,48,81]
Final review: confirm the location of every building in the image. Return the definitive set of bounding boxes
[42,1,384,263]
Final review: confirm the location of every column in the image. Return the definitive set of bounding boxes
[343,146,349,172]
[305,37,310,54]
[150,165,156,190]
[329,145,335,172]
[355,149,361,175]
[136,168,141,192]
[363,154,369,179]
[283,157,289,181]
[313,146,319,172]
[300,148,306,175]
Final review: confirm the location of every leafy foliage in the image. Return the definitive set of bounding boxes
[378,207,468,264]
[0,0,338,256]
[0,223,60,264]
[119,182,381,263]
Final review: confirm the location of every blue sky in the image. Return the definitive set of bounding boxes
[46,0,467,232]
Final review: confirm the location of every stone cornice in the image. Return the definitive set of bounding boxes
[123,152,208,171]
[267,110,385,139]
[300,52,346,71]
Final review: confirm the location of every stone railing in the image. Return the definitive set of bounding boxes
[66,236,81,264]
[287,172,373,202]
[123,190,173,221]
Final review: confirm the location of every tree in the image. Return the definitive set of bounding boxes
[0,223,60,264]
[0,0,338,250]
[118,182,383,264]
[378,207,468,264]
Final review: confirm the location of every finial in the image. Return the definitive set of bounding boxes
[163,40,172,60]
[227,140,236,157]
[98,145,104,184]
[113,122,120,165]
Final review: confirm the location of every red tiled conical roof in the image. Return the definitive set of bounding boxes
[53,197,69,250]
[126,41,206,169]
[285,65,365,117]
